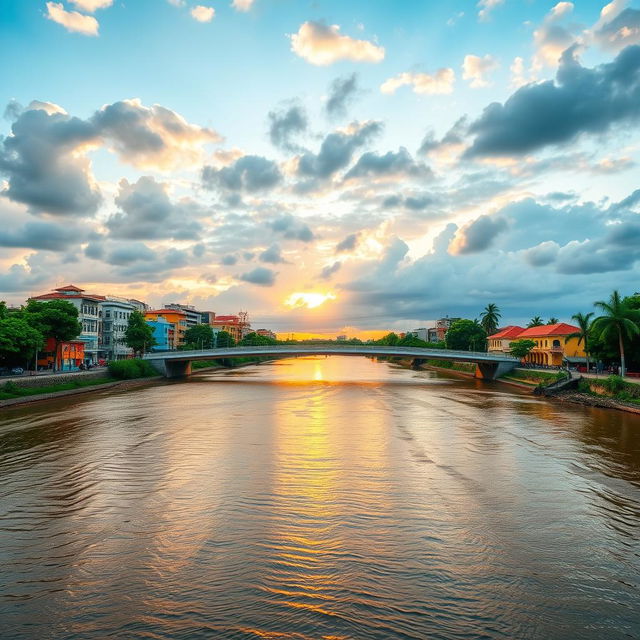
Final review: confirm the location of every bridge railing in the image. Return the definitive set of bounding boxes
[144,345,518,361]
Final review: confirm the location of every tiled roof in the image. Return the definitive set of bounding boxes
[516,323,580,337]
[146,308,187,315]
[31,292,105,302]
[488,325,525,340]
[54,284,84,292]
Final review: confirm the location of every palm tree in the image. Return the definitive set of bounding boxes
[565,312,593,373]
[479,303,501,336]
[528,316,544,327]
[592,291,640,377]
[547,317,559,325]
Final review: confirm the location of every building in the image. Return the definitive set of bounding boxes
[408,328,428,342]
[37,337,85,371]
[336,334,347,342]
[164,303,202,329]
[427,328,439,342]
[436,317,460,341]
[145,309,188,348]
[147,316,175,351]
[256,329,277,340]
[200,311,216,325]
[488,323,586,367]
[30,284,104,365]
[100,297,137,360]
[487,326,526,356]
[212,312,250,343]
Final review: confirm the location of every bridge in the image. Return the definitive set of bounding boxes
[143,345,518,380]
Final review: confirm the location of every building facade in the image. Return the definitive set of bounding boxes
[145,309,188,348]
[37,337,85,371]
[30,284,104,365]
[100,297,136,360]
[212,313,250,343]
[147,317,175,351]
[487,326,526,355]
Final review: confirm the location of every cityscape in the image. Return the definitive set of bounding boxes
[2,1,640,639]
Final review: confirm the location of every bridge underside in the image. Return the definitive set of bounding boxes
[151,354,516,381]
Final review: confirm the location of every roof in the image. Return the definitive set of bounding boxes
[488,325,525,340]
[516,323,580,338]
[146,308,187,316]
[54,284,84,292]
[31,292,105,302]
[214,315,241,323]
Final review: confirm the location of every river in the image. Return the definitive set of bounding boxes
[1,356,639,639]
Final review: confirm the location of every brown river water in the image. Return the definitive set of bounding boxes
[1,356,639,639]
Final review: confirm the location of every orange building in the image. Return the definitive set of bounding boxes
[212,313,250,342]
[37,337,85,371]
[145,309,188,348]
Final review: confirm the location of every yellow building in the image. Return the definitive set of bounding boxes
[145,309,188,349]
[499,323,586,367]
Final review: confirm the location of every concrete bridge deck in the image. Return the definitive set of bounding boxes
[143,345,518,380]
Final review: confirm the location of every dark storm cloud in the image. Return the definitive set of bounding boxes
[466,45,640,157]
[296,121,382,182]
[335,233,359,253]
[0,107,102,216]
[450,214,508,254]
[268,105,308,151]
[0,221,81,251]
[239,266,276,286]
[325,73,359,118]
[344,147,431,180]
[106,176,204,241]
[202,155,282,193]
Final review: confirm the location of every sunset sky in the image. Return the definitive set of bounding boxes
[1,0,640,336]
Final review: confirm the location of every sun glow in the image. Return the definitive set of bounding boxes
[284,292,336,310]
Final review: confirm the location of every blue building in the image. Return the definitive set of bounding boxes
[146,318,174,351]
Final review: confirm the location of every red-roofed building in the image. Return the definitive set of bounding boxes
[212,312,250,342]
[30,285,105,365]
[488,323,586,366]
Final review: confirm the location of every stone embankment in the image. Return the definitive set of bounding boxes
[552,390,640,415]
[1,370,107,390]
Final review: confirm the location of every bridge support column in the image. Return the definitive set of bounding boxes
[475,361,516,381]
[156,359,192,379]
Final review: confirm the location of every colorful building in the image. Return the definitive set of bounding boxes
[145,309,187,348]
[212,313,250,343]
[256,329,277,340]
[30,284,104,365]
[37,337,85,371]
[147,317,175,351]
[488,323,586,367]
[487,326,526,355]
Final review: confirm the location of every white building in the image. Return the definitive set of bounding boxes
[100,297,137,360]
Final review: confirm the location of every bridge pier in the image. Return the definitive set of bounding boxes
[475,361,516,381]
[151,359,192,379]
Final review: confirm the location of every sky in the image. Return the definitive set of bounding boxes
[1,0,640,337]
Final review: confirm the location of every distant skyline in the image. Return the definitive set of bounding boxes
[1,0,640,336]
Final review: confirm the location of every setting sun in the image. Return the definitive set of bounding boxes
[284,292,336,310]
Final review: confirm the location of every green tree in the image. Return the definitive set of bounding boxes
[592,290,640,377]
[397,334,428,347]
[479,303,501,336]
[24,299,82,370]
[0,315,44,368]
[124,310,156,357]
[215,330,236,348]
[239,331,277,346]
[445,319,487,351]
[0,301,7,320]
[509,339,536,360]
[565,312,594,372]
[527,316,544,327]
[547,317,559,325]
[184,323,215,349]
[376,332,400,346]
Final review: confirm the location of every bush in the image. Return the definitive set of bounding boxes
[108,359,157,380]
[602,375,625,394]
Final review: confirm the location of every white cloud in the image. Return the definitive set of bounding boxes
[462,54,499,88]
[69,0,112,12]
[477,0,504,22]
[533,2,576,69]
[232,0,255,12]
[45,2,99,36]
[290,21,385,66]
[380,69,455,95]
[190,5,215,22]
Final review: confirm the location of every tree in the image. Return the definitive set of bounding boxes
[375,332,400,346]
[0,315,44,368]
[592,290,640,377]
[124,310,156,357]
[215,330,236,348]
[528,316,544,327]
[479,303,501,336]
[184,323,215,349]
[565,312,593,372]
[445,319,487,351]
[509,339,536,360]
[239,331,277,346]
[24,299,82,370]
[547,317,559,325]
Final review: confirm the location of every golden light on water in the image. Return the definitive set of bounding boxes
[284,291,336,310]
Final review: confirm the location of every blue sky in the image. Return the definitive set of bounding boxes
[1,0,640,335]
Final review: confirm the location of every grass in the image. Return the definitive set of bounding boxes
[579,376,640,405]
[108,359,157,379]
[425,360,477,374]
[500,369,568,386]
[0,377,112,400]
